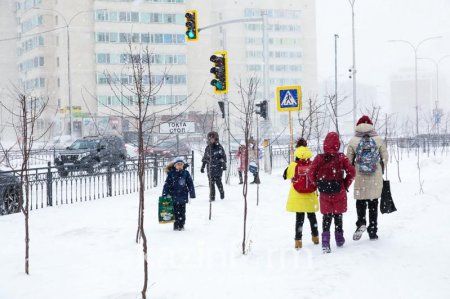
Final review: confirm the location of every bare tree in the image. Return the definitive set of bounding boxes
[0,90,53,275]
[235,77,259,255]
[92,42,201,299]
[297,95,328,150]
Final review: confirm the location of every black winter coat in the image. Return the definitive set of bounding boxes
[201,143,227,178]
[162,168,195,204]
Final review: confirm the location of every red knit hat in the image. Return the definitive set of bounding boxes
[356,115,373,126]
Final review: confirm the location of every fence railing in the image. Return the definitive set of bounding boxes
[0,152,193,213]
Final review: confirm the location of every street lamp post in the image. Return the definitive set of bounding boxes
[334,34,339,133]
[389,36,442,137]
[34,8,98,138]
[348,0,357,126]
[418,55,450,132]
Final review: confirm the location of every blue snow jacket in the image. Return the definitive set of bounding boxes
[162,167,195,204]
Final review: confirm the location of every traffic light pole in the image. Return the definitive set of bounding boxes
[200,15,270,181]
[199,14,270,116]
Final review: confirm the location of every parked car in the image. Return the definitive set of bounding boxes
[50,135,77,150]
[147,140,191,157]
[54,135,127,177]
[0,171,21,216]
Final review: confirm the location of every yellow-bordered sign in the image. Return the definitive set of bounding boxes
[211,51,228,95]
[276,85,302,112]
[185,10,198,42]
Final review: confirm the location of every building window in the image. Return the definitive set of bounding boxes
[97,53,111,64]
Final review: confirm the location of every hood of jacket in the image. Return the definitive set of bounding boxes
[323,132,340,154]
[294,146,313,160]
[165,162,189,173]
[355,123,375,134]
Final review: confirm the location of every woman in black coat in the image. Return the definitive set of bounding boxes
[200,131,227,201]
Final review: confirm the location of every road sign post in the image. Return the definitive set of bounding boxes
[276,86,302,162]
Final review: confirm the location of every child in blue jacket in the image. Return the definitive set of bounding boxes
[162,157,196,231]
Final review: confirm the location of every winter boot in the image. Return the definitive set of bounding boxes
[295,240,302,250]
[335,231,345,247]
[369,232,379,240]
[353,225,366,241]
[321,232,331,253]
[220,191,225,200]
[312,235,320,245]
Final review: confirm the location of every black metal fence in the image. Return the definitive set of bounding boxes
[0,152,193,213]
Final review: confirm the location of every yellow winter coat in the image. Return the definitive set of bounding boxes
[285,147,319,213]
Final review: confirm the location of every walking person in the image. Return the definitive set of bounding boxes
[284,142,320,249]
[201,131,227,201]
[309,132,355,253]
[236,140,247,184]
[346,115,388,241]
[162,157,196,231]
[248,139,260,184]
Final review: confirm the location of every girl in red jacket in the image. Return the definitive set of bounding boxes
[309,132,355,253]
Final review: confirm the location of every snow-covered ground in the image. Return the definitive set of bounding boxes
[1,152,449,299]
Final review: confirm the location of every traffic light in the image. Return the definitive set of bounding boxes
[210,51,228,94]
[185,10,198,41]
[218,101,225,118]
[255,100,268,120]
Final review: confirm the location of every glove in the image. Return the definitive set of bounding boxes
[222,165,227,171]
[200,168,205,173]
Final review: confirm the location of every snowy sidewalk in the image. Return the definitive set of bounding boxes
[0,155,449,299]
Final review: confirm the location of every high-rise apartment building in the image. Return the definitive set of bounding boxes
[1,0,318,139]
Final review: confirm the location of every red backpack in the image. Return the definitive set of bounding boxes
[292,161,317,193]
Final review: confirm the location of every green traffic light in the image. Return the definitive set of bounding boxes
[186,30,195,39]
[215,82,225,90]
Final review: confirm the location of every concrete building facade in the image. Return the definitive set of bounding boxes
[1,0,318,140]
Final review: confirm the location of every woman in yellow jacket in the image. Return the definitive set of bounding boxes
[284,141,320,249]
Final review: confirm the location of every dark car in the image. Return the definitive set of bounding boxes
[146,140,191,157]
[54,135,127,177]
[0,171,21,216]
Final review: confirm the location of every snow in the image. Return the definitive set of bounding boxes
[1,153,450,299]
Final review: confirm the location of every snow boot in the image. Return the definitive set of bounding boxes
[335,231,345,247]
[369,232,378,241]
[312,235,320,245]
[353,225,366,241]
[322,232,331,253]
[295,240,302,250]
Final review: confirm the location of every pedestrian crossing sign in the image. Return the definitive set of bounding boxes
[276,85,302,112]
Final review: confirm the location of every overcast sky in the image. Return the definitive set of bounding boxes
[316,0,450,106]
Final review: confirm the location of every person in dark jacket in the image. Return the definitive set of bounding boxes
[308,132,355,253]
[201,131,227,201]
[162,157,196,231]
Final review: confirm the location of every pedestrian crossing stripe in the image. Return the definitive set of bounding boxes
[276,85,302,112]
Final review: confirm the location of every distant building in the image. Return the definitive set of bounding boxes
[390,68,436,133]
